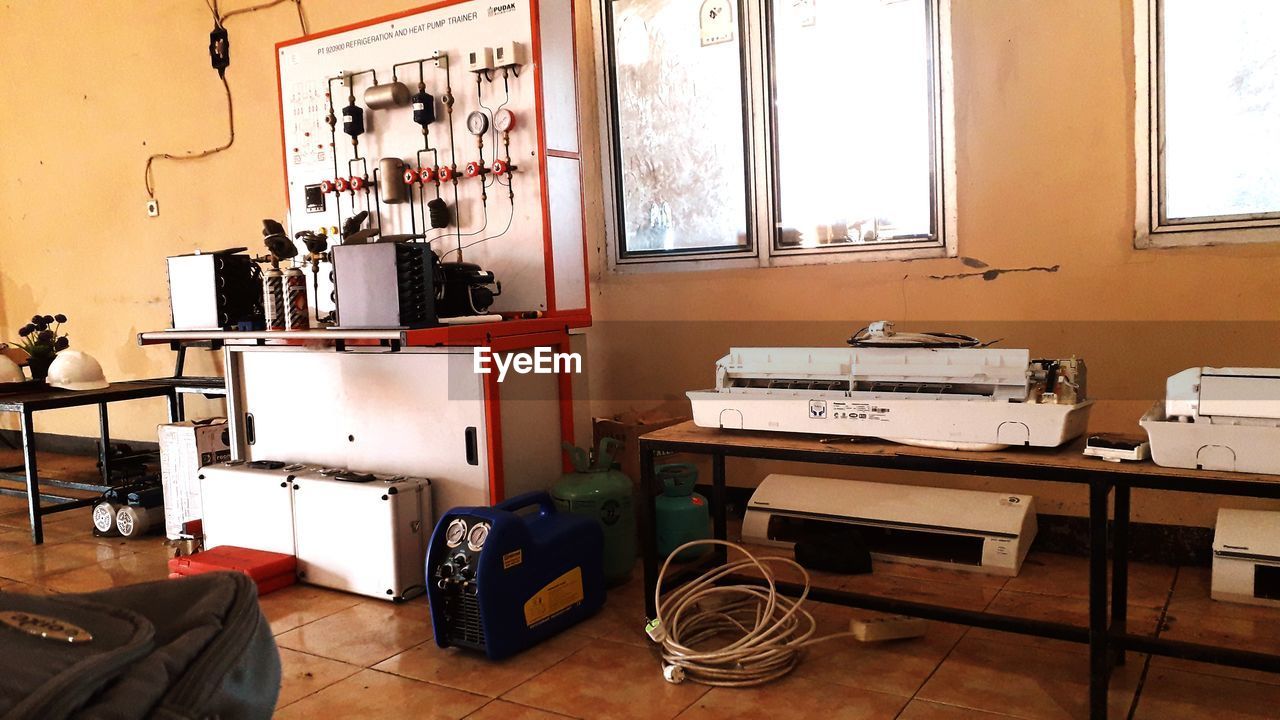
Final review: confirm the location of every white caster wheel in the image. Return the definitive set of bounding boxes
[93,501,119,536]
[115,506,156,539]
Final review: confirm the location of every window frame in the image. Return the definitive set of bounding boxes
[1134,0,1280,249]
[593,0,957,272]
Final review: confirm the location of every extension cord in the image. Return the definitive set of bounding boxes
[649,539,868,687]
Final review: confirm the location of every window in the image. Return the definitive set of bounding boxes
[1136,0,1280,248]
[595,0,955,269]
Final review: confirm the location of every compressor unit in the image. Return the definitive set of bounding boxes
[426,492,605,660]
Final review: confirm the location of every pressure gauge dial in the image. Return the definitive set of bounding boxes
[466,110,490,136]
[493,108,516,133]
[467,521,491,551]
[445,518,468,547]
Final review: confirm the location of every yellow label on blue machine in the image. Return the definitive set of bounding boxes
[523,567,584,628]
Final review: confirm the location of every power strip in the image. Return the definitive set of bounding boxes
[849,615,928,642]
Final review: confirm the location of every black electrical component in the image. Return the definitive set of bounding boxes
[209,25,230,77]
[411,91,436,126]
[427,198,450,229]
[342,102,366,137]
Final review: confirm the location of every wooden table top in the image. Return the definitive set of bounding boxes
[640,420,1280,491]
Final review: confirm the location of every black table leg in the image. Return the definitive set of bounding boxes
[711,453,727,565]
[20,412,42,545]
[1089,478,1113,719]
[639,439,659,619]
[167,390,183,423]
[97,402,112,485]
[1111,484,1131,667]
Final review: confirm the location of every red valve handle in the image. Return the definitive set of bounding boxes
[492,159,511,176]
[465,161,485,178]
[320,179,335,193]
[421,166,439,183]
[403,168,420,185]
[350,176,366,191]
[334,177,350,192]
[438,166,456,183]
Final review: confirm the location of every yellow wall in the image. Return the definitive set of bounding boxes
[1,0,1277,526]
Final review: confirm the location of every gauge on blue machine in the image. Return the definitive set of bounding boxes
[467,521,490,551]
[445,518,468,547]
[466,110,490,136]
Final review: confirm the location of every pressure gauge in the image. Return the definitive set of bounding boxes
[493,108,516,133]
[467,521,491,551]
[445,518,468,547]
[466,110,490,136]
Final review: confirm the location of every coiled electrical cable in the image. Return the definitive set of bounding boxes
[651,540,856,688]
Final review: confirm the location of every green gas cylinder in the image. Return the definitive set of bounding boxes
[655,463,711,562]
[552,437,636,585]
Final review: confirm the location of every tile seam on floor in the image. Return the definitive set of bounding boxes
[1124,565,1179,720]
[489,696,585,720]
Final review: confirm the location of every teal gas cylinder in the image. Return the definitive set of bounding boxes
[655,463,711,562]
[552,438,637,585]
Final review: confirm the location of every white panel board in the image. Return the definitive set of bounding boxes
[277,0,580,314]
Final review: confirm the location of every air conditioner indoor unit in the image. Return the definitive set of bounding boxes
[743,474,1038,577]
[1212,508,1280,608]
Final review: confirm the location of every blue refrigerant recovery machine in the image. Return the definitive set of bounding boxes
[426,492,606,660]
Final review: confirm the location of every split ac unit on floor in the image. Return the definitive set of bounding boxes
[1213,508,1280,608]
[743,474,1038,577]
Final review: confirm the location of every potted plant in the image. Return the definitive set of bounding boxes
[10,314,70,382]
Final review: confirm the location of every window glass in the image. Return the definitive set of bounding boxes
[1162,0,1280,223]
[771,0,937,249]
[608,0,752,256]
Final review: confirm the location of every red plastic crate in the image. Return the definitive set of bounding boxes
[168,546,297,596]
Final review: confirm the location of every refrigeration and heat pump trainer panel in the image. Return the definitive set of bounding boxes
[276,0,587,316]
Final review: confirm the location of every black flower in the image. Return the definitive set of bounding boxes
[18,325,33,337]
[54,314,67,323]
[54,337,70,351]
[41,315,54,325]
[30,315,41,324]
[34,321,48,332]
[37,330,54,343]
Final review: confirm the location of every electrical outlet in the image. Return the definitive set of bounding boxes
[146,200,160,217]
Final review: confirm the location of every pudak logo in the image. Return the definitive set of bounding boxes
[474,347,582,382]
[489,2,517,16]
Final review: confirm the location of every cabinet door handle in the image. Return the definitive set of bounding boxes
[465,426,479,466]
[244,413,256,445]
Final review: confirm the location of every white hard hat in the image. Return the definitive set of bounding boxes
[0,355,23,384]
[47,351,109,391]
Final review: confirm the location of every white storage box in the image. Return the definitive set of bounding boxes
[158,419,231,540]
[199,460,308,555]
[1213,508,1280,607]
[1141,402,1280,475]
[292,469,431,601]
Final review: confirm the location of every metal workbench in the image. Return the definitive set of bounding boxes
[637,421,1280,720]
[0,382,178,544]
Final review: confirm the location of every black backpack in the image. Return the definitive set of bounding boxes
[0,572,280,719]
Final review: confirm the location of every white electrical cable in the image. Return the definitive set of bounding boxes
[650,539,857,687]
